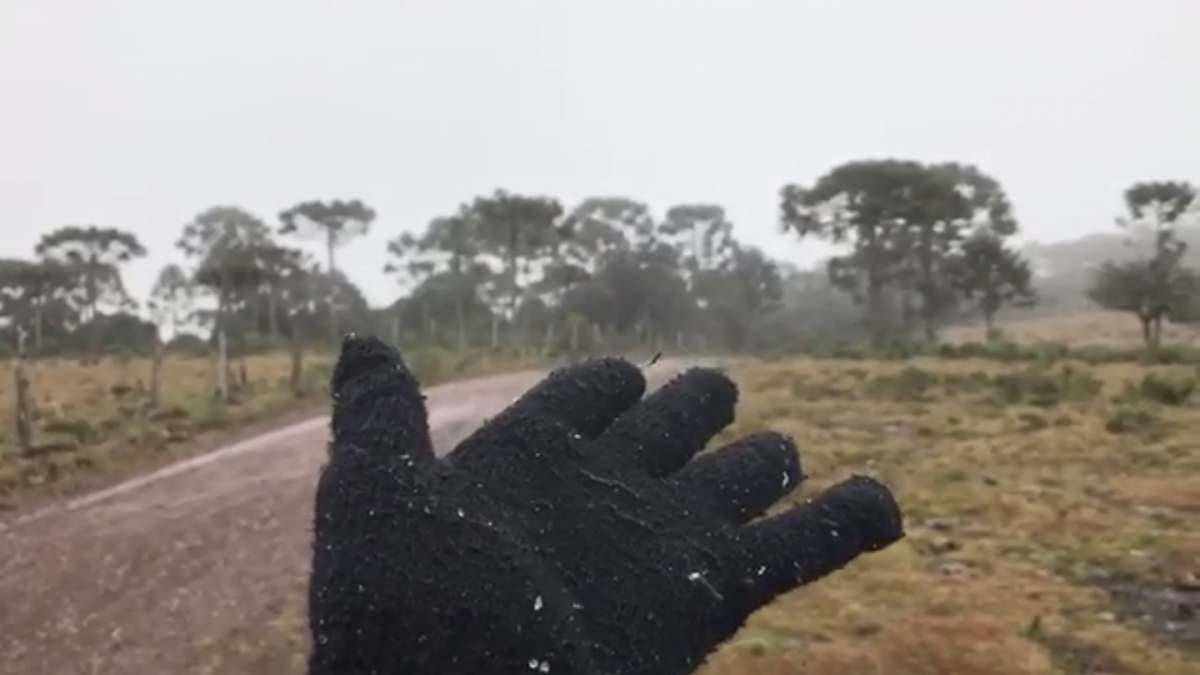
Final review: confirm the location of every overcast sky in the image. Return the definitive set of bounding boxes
[1,0,1196,307]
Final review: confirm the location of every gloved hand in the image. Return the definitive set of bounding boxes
[308,336,904,675]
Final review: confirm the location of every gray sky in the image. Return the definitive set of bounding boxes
[2,0,1196,307]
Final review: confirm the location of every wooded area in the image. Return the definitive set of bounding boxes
[3,161,1197,368]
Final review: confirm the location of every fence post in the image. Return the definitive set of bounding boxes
[215,330,229,401]
[149,332,164,408]
[13,329,33,456]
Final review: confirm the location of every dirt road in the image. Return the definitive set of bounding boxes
[0,362,695,675]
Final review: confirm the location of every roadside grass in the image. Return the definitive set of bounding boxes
[699,356,1198,675]
[0,346,538,508]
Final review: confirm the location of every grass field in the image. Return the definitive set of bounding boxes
[698,356,1198,675]
[944,310,1200,347]
[0,346,535,508]
[230,352,1197,675]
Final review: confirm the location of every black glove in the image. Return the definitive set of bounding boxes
[308,336,904,675]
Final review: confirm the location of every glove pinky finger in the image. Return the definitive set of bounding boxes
[719,475,904,617]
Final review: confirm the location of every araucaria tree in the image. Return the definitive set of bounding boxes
[1086,180,1199,352]
[954,231,1036,334]
[779,159,1035,345]
[467,190,566,343]
[35,225,147,323]
[279,199,376,342]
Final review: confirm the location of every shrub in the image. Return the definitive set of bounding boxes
[989,365,1103,407]
[404,345,456,384]
[1135,372,1197,406]
[1104,406,1166,438]
[869,366,938,401]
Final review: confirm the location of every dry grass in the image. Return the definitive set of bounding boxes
[0,347,537,507]
[0,351,336,506]
[699,356,1198,675]
[945,310,1200,347]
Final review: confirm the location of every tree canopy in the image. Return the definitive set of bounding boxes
[1,163,1195,358]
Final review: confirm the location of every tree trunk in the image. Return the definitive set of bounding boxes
[266,288,279,341]
[455,299,467,352]
[507,224,520,345]
[289,316,305,397]
[328,301,340,346]
[149,333,164,408]
[215,330,229,401]
[922,310,937,343]
[32,305,44,353]
[982,310,996,338]
[327,234,341,345]
[867,279,887,348]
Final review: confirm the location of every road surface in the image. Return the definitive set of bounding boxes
[0,362,696,675]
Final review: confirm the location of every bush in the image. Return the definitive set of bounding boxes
[868,366,938,401]
[989,365,1103,407]
[1104,406,1166,437]
[1135,372,1197,406]
[404,345,456,384]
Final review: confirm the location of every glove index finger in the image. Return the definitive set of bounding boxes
[329,334,435,468]
[510,357,647,438]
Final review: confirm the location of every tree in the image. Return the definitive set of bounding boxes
[177,206,273,341]
[278,199,376,273]
[279,199,376,341]
[1123,181,1197,230]
[467,190,566,341]
[902,163,1019,341]
[146,263,193,406]
[274,252,322,342]
[248,243,308,342]
[693,243,784,351]
[781,160,1024,344]
[1087,180,1198,353]
[0,259,77,351]
[780,159,930,346]
[561,235,697,348]
[954,232,1036,334]
[384,230,435,341]
[35,225,146,323]
[659,204,734,278]
[929,162,1019,237]
[388,213,488,350]
[562,198,653,267]
[765,262,867,348]
[147,264,194,339]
